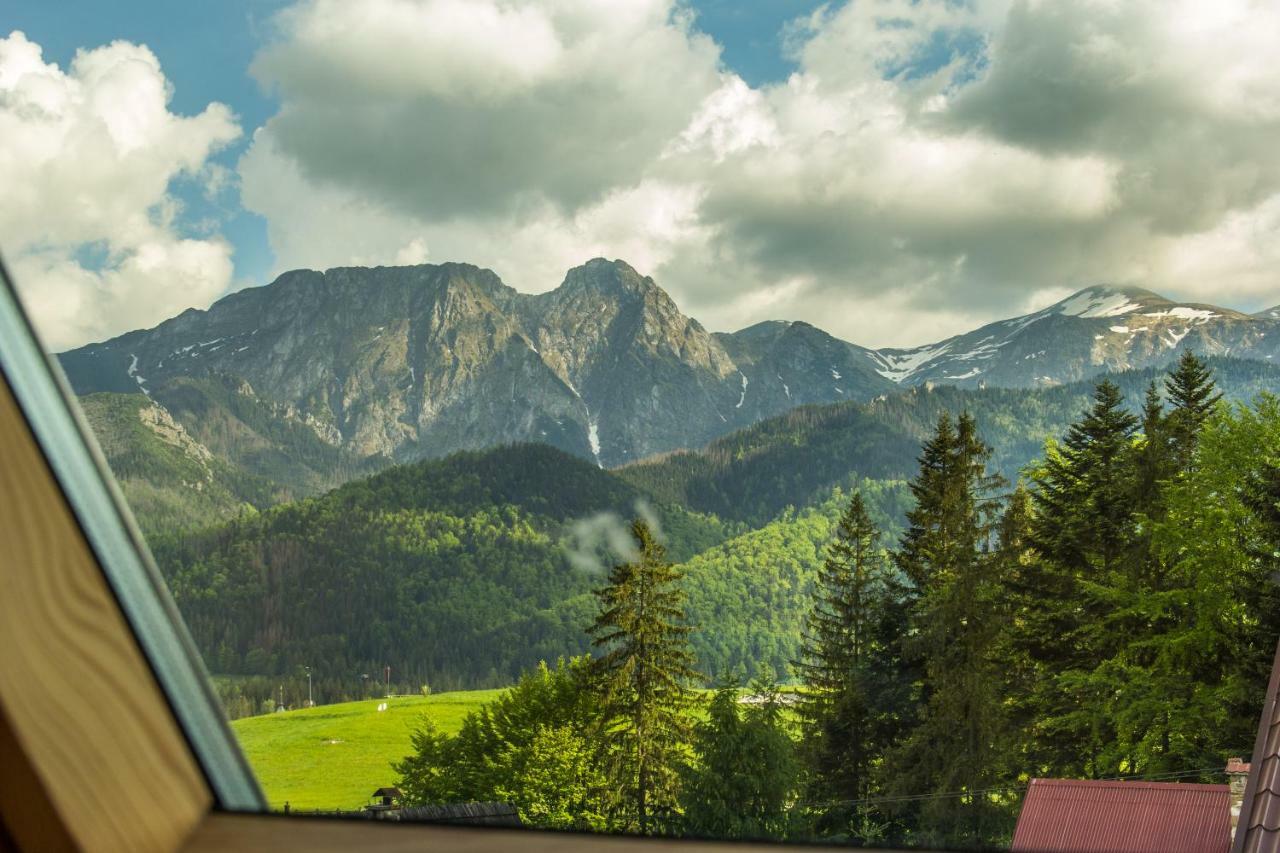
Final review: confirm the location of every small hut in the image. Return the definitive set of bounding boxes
[367,787,403,812]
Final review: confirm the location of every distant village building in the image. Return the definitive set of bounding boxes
[389,802,521,827]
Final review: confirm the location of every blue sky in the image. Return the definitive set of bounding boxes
[5,0,826,291]
[4,0,1278,350]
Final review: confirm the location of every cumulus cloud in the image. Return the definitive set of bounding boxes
[0,31,240,349]
[248,0,722,220]
[237,0,1280,346]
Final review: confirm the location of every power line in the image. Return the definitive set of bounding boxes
[798,766,1225,810]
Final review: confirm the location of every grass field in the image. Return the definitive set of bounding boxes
[230,689,503,810]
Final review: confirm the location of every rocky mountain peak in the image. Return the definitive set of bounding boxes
[56,260,1280,472]
[555,257,673,307]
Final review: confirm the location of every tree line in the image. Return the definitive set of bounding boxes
[395,352,1280,848]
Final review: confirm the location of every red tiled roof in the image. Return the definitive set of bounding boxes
[1234,636,1280,853]
[1011,778,1231,853]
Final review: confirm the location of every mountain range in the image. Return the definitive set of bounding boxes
[59,258,1280,486]
[51,257,1280,686]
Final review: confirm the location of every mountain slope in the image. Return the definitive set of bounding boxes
[62,259,894,472]
[78,392,277,537]
[871,285,1279,388]
[59,260,1280,496]
[715,320,895,415]
[150,443,735,688]
[617,356,1280,525]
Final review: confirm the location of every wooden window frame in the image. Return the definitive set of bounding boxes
[0,260,862,851]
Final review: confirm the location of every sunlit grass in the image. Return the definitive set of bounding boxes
[231,690,503,811]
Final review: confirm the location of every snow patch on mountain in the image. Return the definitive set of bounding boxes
[736,372,748,408]
[127,353,150,397]
[1055,289,1142,318]
[871,342,953,383]
[1145,307,1217,321]
[587,414,602,467]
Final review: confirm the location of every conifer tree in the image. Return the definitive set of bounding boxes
[1023,381,1140,776]
[1083,359,1227,776]
[890,413,1009,845]
[992,483,1040,774]
[1132,382,1173,518]
[681,676,798,840]
[589,520,698,834]
[793,492,908,830]
[1165,351,1223,471]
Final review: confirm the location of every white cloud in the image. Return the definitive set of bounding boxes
[237,0,1280,347]
[247,0,722,220]
[0,31,240,349]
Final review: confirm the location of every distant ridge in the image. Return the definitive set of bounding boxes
[58,262,1280,477]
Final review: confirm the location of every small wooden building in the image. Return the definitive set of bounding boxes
[367,787,403,811]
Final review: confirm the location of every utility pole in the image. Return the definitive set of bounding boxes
[304,666,312,708]
[384,665,390,698]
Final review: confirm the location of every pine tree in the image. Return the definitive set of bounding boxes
[793,492,909,831]
[889,413,1010,845]
[588,519,699,834]
[1164,351,1223,470]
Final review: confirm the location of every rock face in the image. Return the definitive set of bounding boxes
[61,259,892,468]
[59,267,1280,471]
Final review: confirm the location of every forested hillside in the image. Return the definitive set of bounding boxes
[153,444,738,689]
[618,357,1280,525]
[145,358,1280,692]
[79,392,277,537]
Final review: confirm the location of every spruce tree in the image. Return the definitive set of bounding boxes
[793,491,908,831]
[1024,380,1142,776]
[890,413,1010,845]
[1132,382,1173,518]
[589,519,698,834]
[993,483,1040,777]
[1081,358,1225,776]
[1164,351,1223,470]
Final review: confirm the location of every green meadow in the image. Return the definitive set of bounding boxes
[230,690,503,811]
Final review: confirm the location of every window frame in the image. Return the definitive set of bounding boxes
[0,258,263,813]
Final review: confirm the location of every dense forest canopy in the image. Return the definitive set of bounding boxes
[143,358,1280,698]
